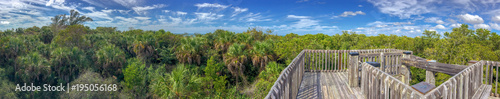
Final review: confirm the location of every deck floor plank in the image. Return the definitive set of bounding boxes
[297,72,364,99]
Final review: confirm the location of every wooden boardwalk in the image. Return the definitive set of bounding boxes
[297,72,364,99]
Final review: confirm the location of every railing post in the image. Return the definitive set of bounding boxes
[426,60,436,85]
[349,52,359,87]
[402,51,412,84]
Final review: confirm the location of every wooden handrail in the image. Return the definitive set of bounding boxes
[265,49,409,99]
[361,62,425,98]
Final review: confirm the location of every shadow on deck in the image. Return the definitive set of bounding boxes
[297,72,364,99]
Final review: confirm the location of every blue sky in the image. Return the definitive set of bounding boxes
[1,0,500,37]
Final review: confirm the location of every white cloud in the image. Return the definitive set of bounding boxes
[492,16,500,23]
[84,10,113,20]
[292,18,319,28]
[450,24,462,28]
[339,11,365,17]
[113,0,143,8]
[176,11,187,15]
[118,10,130,14]
[357,27,365,30]
[231,7,248,17]
[287,15,310,19]
[425,17,445,24]
[132,4,167,15]
[367,0,432,18]
[135,17,150,20]
[358,5,363,7]
[458,14,484,24]
[163,10,170,13]
[367,0,500,19]
[296,0,310,3]
[194,12,224,22]
[194,3,228,9]
[1,21,10,24]
[474,24,490,29]
[490,23,500,30]
[435,25,446,29]
[239,13,271,22]
[45,0,65,6]
[82,6,95,11]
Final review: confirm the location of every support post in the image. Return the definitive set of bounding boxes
[402,51,412,84]
[349,52,359,87]
[426,60,436,85]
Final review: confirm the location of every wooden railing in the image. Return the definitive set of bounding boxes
[484,61,500,97]
[266,49,407,99]
[304,49,406,72]
[361,62,425,98]
[265,50,305,99]
[420,60,486,98]
[349,51,409,87]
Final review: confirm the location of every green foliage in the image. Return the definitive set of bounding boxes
[150,64,202,98]
[60,71,119,98]
[0,68,18,99]
[52,25,90,49]
[96,44,126,77]
[15,52,51,83]
[122,58,149,98]
[224,43,248,84]
[202,56,229,97]
[50,47,88,83]
[176,37,206,65]
[254,61,283,98]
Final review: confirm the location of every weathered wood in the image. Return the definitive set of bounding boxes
[401,56,467,75]
[472,85,492,99]
[425,71,436,85]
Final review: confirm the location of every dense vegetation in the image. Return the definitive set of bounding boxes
[1,10,500,98]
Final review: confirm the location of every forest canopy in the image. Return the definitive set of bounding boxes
[1,10,500,99]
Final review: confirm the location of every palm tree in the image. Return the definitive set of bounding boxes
[251,40,276,71]
[50,9,93,33]
[150,64,202,98]
[224,43,248,84]
[176,37,205,65]
[214,30,235,53]
[16,52,50,83]
[96,44,126,77]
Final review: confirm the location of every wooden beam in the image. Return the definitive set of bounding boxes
[401,56,467,75]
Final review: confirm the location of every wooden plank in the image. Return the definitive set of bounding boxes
[401,57,467,75]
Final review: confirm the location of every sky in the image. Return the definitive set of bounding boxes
[1,0,500,37]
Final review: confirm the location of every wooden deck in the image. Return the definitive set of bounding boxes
[297,72,364,99]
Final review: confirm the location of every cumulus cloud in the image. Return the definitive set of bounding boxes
[132,4,167,15]
[194,3,228,9]
[435,25,446,29]
[474,24,490,29]
[163,10,170,13]
[458,14,484,24]
[492,16,500,23]
[425,17,446,24]
[450,24,462,28]
[339,11,365,17]
[490,23,500,30]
